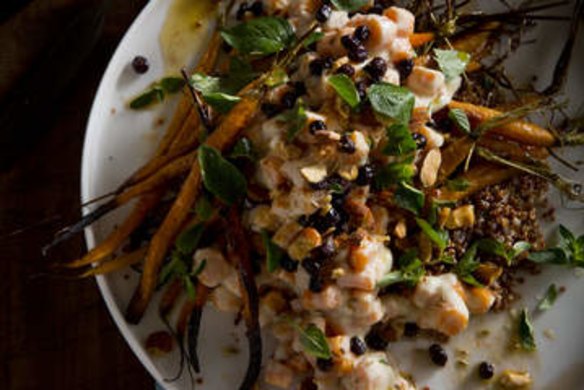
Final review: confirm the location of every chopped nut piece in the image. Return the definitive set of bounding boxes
[338,165,359,181]
[394,219,407,239]
[210,286,242,313]
[438,207,452,229]
[543,328,556,340]
[445,204,476,230]
[314,129,342,141]
[418,125,445,149]
[264,361,294,389]
[300,165,328,184]
[288,227,322,261]
[248,205,280,232]
[145,331,173,356]
[418,233,433,263]
[475,263,503,286]
[331,267,346,279]
[420,148,442,187]
[498,370,532,389]
[273,222,304,248]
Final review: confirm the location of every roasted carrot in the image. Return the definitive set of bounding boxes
[125,89,265,324]
[478,136,549,161]
[452,22,500,72]
[156,32,221,154]
[436,163,517,202]
[45,33,222,254]
[79,247,147,278]
[125,139,200,188]
[62,193,162,268]
[448,101,556,147]
[123,32,222,187]
[410,32,435,48]
[438,136,475,180]
[117,152,198,205]
[159,278,184,318]
[176,298,196,340]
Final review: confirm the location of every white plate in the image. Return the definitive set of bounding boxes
[82,1,584,389]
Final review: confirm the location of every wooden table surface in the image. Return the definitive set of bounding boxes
[0,1,154,388]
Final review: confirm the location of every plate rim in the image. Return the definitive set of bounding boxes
[81,0,168,386]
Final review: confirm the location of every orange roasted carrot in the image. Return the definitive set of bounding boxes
[438,136,475,180]
[449,101,556,147]
[435,163,517,202]
[478,136,549,161]
[63,193,162,269]
[125,89,265,324]
[410,32,435,48]
[159,278,184,318]
[79,247,146,278]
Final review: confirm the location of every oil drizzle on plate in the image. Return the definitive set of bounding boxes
[160,0,217,72]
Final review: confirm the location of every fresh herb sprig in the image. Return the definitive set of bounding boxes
[377,250,425,288]
[129,77,185,109]
[198,145,248,205]
[328,74,361,109]
[434,49,471,81]
[517,308,537,351]
[159,223,207,299]
[261,231,285,272]
[290,323,331,359]
[279,99,307,141]
[537,284,558,312]
[528,225,584,267]
[477,238,531,266]
[221,16,295,56]
[454,242,483,287]
[367,83,415,124]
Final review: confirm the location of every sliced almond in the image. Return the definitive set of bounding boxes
[393,219,407,239]
[420,148,442,187]
[300,164,328,184]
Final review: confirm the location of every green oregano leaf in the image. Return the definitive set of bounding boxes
[328,74,361,109]
[448,108,471,134]
[279,99,307,141]
[377,249,425,288]
[221,16,295,55]
[295,324,332,359]
[394,182,425,215]
[383,123,417,156]
[416,218,449,253]
[374,161,415,189]
[160,77,186,93]
[261,230,285,273]
[518,308,536,351]
[367,82,415,124]
[198,145,247,205]
[434,49,471,81]
[537,284,558,312]
[129,87,164,109]
[175,223,205,255]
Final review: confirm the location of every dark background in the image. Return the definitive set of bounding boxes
[0,0,154,388]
